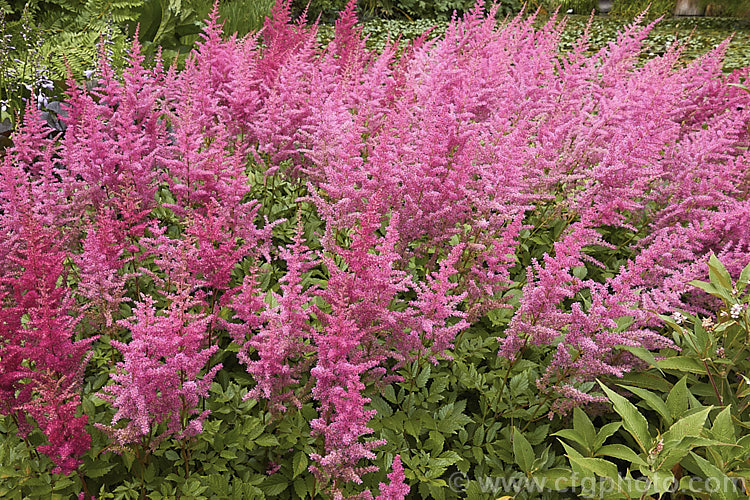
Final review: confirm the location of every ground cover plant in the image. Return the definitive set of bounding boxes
[1,0,750,498]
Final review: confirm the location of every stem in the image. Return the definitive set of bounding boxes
[135,444,148,500]
[703,359,724,406]
[520,392,554,432]
[78,471,92,500]
[180,441,190,480]
[493,337,529,420]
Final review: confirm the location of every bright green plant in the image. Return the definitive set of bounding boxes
[558,384,748,499]
[568,255,750,498]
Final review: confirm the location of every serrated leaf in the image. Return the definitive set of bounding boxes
[666,376,690,421]
[711,406,736,444]
[616,372,673,392]
[708,253,734,291]
[509,373,529,396]
[535,468,575,489]
[593,421,622,450]
[738,261,750,293]
[663,406,712,443]
[689,452,738,500]
[293,476,308,498]
[415,365,431,388]
[567,456,619,481]
[84,461,115,478]
[573,407,596,450]
[657,357,708,375]
[254,435,279,447]
[619,384,672,426]
[260,473,289,496]
[596,444,647,466]
[293,452,308,479]
[620,346,663,374]
[552,429,589,454]
[598,381,652,454]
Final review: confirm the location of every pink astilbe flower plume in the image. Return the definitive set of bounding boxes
[61,38,165,228]
[226,223,318,412]
[0,220,95,474]
[376,455,410,500]
[97,293,221,450]
[0,106,94,475]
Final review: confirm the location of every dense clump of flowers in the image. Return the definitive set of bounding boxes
[97,293,220,449]
[1,0,749,496]
[0,103,95,475]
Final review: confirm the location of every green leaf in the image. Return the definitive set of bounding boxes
[593,421,622,450]
[415,365,431,388]
[573,407,596,450]
[738,261,750,293]
[708,253,734,291]
[254,434,279,447]
[662,406,712,443]
[260,473,289,496]
[535,468,575,490]
[620,346,663,374]
[405,418,421,438]
[509,373,529,396]
[598,381,652,453]
[657,357,708,375]
[512,427,534,474]
[292,452,308,479]
[84,461,115,478]
[619,384,672,426]
[666,376,690,421]
[596,444,648,466]
[560,441,586,476]
[690,279,724,298]
[689,452,738,500]
[567,456,620,481]
[616,371,673,393]
[711,406,736,444]
[553,429,590,454]
[646,469,676,495]
[293,477,308,499]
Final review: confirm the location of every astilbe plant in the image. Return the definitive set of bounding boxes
[225,224,318,413]
[195,0,748,491]
[2,0,750,496]
[0,103,95,476]
[0,224,95,475]
[96,291,221,450]
[226,197,463,496]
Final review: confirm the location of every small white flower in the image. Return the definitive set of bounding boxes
[701,317,714,329]
[730,303,744,320]
[671,312,684,324]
